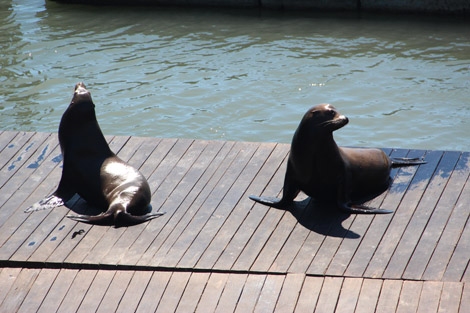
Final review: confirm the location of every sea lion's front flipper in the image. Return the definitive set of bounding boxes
[391,157,426,167]
[25,194,65,213]
[249,195,285,207]
[67,212,114,226]
[340,203,393,214]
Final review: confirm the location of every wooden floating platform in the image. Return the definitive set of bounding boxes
[0,130,469,312]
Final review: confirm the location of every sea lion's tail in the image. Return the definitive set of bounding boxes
[391,157,426,167]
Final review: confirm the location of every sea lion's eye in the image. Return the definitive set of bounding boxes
[329,110,336,116]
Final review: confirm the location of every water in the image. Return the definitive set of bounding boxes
[1,0,469,151]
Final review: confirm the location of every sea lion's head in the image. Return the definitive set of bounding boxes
[61,82,97,128]
[301,103,349,133]
[71,82,93,107]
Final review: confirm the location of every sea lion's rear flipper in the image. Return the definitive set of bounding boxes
[67,212,114,226]
[25,194,65,213]
[340,204,393,215]
[67,211,165,227]
[114,211,165,227]
[391,157,426,167]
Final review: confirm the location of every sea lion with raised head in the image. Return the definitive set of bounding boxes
[250,104,425,214]
[25,82,164,226]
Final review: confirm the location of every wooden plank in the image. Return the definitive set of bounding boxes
[0,131,35,187]
[179,142,276,269]
[0,131,19,155]
[0,268,40,313]
[0,267,22,304]
[354,279,383,313]
[416,281,443,313]
[253,274,285,313]
[363,149,439,278]
[375,280,402,313]
[335,277,362,313]
[443,204,470,282]
[345,149,429,278]
[76,270,116,313]
[16,269,60,313]
[423,164,470,281]
[36,269,78,313]
[251,207,299,273]
[0,140,62,261]
[438,282,463,313]
[0,132,54,232]
[459,283,470,313]
[155,141,259,268]
[175,272,210,313]
[57,269,98,313]
[314,276,344,313]
[383,151,461,280]
[403,151,468,280]
[135,271,172,313]
[116,271,153,313]
[307,212,357,275]
[294,276,323,312]
[274,273,305,312]
[128,140,231,266]
[96,271,135,313]
[195,273,229,313]
[214,150,287,271]
[214,274,248,313]
[287,207,339,274]
[233,274,266,313]
[155,272,191,313]
[395,280,422,313]
[196,143,288,270]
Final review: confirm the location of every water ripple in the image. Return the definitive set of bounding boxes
[1,2,469,151]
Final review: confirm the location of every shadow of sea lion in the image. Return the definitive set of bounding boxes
[287,198,360,239]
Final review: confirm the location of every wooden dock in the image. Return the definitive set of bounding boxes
[0,130,469,312]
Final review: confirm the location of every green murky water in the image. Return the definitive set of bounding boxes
[1,0,469,151]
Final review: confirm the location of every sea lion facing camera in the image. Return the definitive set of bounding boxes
[250,104,425,214]
[25,82,164,226]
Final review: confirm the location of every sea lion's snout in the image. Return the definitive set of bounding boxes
[74,82,88,95]
[338,115,348,124]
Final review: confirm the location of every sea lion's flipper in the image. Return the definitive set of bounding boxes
[67,211,165,227]
[391,157,426,167]
[249,195,285,208]
[67,212,114,225]
[25,194,65,213]
[340,203,393,214]
[114,211,165,227]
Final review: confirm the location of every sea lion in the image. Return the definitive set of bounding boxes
[25,82,164,226]
[250,104,425,214]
